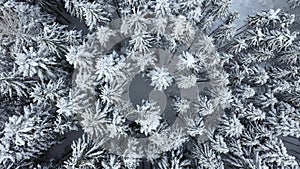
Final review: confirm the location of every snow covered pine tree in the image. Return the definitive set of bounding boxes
[0,0,299,168]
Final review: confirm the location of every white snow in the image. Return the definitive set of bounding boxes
[231,0,288,26]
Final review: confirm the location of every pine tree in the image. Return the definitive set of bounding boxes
[0,0,300,168]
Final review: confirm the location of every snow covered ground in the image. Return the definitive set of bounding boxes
[231,0,288,26]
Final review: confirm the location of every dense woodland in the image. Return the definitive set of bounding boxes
[0,0,300,168]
